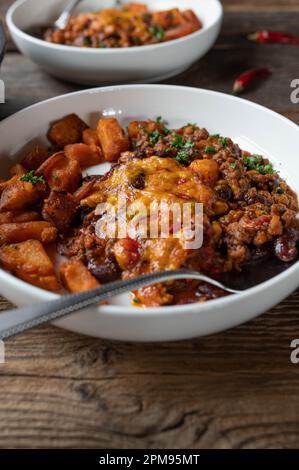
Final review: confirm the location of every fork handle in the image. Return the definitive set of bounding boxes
[54,0,83,29]
[0,270,239,340]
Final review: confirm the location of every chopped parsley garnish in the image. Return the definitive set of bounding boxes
[132,297,141,304]
[149,25,165,41]
[171,133,184,148]
[98,42,107,48]
[230,162,237,169]
[275,187,284,194]
[243,154,262,170]
[219,137,228,148]
[261,164,276,174]
[184,140,195,149]
[211,133,220,138]
[204,146,217,154]
[155,116,162,124]
[149,129,161,145]
[20,170,45,185]
[243,155,276,174]
[175,150,190,164]
[173,140,195,165]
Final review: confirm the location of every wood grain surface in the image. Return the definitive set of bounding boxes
[0,0,299,449]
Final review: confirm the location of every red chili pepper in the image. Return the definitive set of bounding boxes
[232,68,270,94]
[248,30,299,44]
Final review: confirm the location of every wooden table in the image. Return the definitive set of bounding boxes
[0,0,299,449]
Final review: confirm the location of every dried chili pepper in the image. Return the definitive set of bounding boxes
[248,30,299,44]
[232,68,270,94]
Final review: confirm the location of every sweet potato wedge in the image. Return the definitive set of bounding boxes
[164,22,197,41]
[123,3,148,13]
[97,118,129,162]
[0,175,19,195]
[74,177,98,202]
[60,259,100,293]
[0,221,57,245]
[0,240,60,291]
[190,159,220,186]
[47,114,87,148]
[36,152,82,193]
[0,211,40,224]
[65,143,103,169]
[0,180,46,212]
[127,120,164,139]
[22,145,50,170]
[42,191,78,232]
[152,8,184,28]
[182,9,202,29]
[82,128,100,146]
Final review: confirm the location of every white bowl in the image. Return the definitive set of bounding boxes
[0,85,298,342]
[6,0,223,85]
[0,22,5,67]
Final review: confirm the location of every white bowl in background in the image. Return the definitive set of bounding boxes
[0,85,298,342]
[0,22,5,65]
[6,0,223,85]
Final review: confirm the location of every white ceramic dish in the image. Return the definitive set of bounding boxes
[0,22,6,67]
[6,0,223,85]
[0,84,299,342]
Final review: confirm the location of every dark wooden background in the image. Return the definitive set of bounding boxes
[0,0,299,449]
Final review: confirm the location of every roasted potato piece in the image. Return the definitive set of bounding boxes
[22,145,49,170]
[42,191,78,232]
[0,175,19,194]
[0,211,40,224]
[47,113,87,148]
[0,221,57,245]
[164,22,197,41]
[190,159,220,187]
[183,9,203,29]
[36,152,82,192]
[127,120,164,139]
[123,3,148,13]
[60,259,100,293]
[0,240,60,291]
[113,237,140,270]
[0,180,46,212]
[74,177,98,202]
[65,143,103,169]
[82,128,100,146]
[9,164,27,177]
[152,8,183,28]
[97,118,129,162]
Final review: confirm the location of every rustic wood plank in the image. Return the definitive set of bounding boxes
[224,0,299,11]
[0,289,299,449]
[0,0,299,450]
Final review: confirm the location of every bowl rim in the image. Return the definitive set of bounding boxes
[6,0,223,54]
[0,84,298,317]
[0,21,6,64]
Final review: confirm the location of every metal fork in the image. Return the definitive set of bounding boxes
[0,269,240,340]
